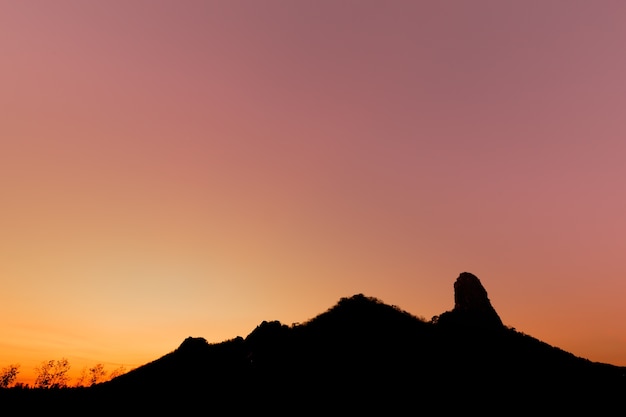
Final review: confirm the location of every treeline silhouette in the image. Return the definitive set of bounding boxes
[2,275,625,414]
[0,359,127,389]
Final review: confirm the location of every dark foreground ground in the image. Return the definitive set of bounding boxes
[4,278,625,414]
[3,298,624,414]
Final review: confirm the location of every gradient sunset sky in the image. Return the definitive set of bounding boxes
[2,1,626,385]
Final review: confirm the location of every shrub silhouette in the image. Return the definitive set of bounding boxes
[0,364,20,388]
[34,359,71,389]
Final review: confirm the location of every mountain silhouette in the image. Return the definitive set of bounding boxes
[3,272,625,413]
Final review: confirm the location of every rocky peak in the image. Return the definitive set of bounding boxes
[436,272,503,329]
[455,272,503,327]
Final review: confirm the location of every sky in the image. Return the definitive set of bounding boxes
[2,0,626,385]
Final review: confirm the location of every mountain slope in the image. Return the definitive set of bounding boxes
[96,273,624,412]
[4,272,624,413]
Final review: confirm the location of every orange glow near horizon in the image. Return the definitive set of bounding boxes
[2,1,626,386]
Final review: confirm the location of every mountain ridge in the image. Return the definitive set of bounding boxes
[96,273,624,412]
[3,272,625,413]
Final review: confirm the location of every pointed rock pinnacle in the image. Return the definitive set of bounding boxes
[436,272,504,329]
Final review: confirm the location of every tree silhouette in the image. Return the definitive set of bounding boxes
[75,366,89,387]
[88,364,107,385]
[0,364,20,388]
[108,365,127,380]
[34,358,70,388]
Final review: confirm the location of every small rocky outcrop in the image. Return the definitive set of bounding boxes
[177,336,209,353]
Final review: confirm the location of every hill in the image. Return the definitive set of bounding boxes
[3,272,625,413]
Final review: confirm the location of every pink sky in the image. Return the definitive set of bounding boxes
[2,1,626,385]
